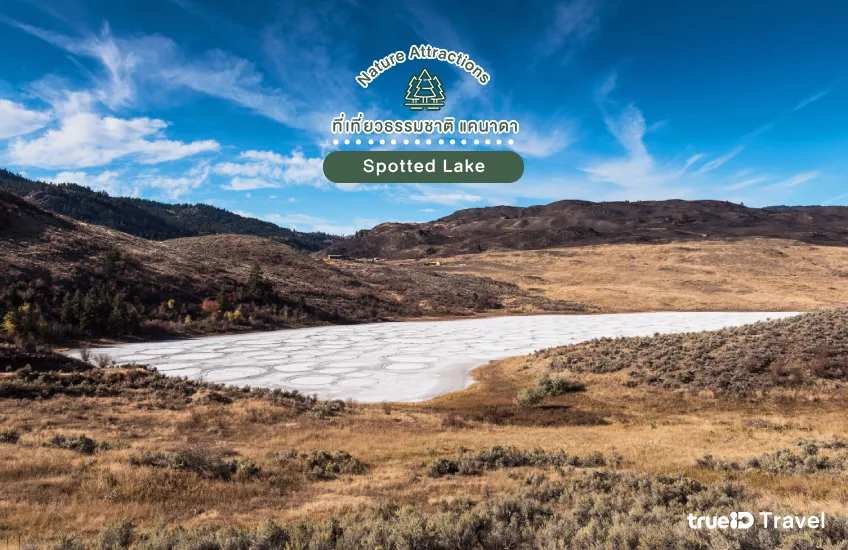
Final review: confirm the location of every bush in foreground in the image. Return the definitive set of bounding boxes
[47,469,848,549]
[130,446,260,481]
[425,445,605,478]
[272,449,368,481]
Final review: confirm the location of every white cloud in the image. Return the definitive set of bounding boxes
[682,154,705,171]
[0,99,52,140]
[697,146,743,174]
[215,149,324,190]
[404,191,483,206]
[724,175,768,191]
[823,193,848,206]
[48,169,123,194]
[511,126,574,158]
[420,208,436,212]
[223,177,280,191]
[0,16,365,134]
[264,213,376,236]
[794,88,831,111]
[161,50,301,126]
[7,92,219,169]
[581,75,697,199]
[536,0,603,62]
[768,171,821,189]
[597,71,618,100]
[130,161,211,199]
[582,102,668,191]
[0,18,140,109]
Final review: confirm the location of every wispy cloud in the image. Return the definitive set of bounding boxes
[404,191,483,206]
[7,91,219,169]
[794,88,832,111]
[512,126,575,158]
[724,175,768,191]
[536,0,603,62]
[0,17,139,109]
[215,149,325,190]
[264,212,377,236]
[697,146,743,174]
[767,171,821,190]
[0,15,340,133]
[48,169,124,194]
[130,161,212,199]
[682,154,705,171]
[823,193,848,206]
[0,99,52,140]
[582,75,673,194]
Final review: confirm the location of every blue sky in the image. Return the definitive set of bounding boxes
[0,0,846,235]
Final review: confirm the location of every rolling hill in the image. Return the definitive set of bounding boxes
[323,199,848,259]
[0,189,583,343]
[0,169,339,252]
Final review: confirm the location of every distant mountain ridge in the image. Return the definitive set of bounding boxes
[0,169,339,252]
[324,199,848,259]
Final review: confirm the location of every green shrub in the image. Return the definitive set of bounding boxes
[538,375,586,395]
[514,387,546,408]
[515,375,586,408]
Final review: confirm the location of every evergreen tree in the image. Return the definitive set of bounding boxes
[217,289,231,312]
[127,307,140,333]
[247,263,271,302]
[60,293,75,325]
[71,290,83,323]
[7,285,21,308]
[109,294,126,334]
[79,291,97,334]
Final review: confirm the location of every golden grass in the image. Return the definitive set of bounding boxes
[4,238,848,545]
[415,238,848,312]
[4,354,848,546]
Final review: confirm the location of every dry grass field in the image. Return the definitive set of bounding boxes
[417,238,848,312]
[3,312,848,548]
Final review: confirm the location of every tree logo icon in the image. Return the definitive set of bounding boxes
[404,68,446,111]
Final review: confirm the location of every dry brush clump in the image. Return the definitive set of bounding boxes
[696,441,848,475]
[130,445,260,482]
[0,427,20,443]
[425,445,606,478]
[271,449,368,481]
[45,434,110,455]
[541,309,848,394]
[514,374,586,408]
[45,469,848,549]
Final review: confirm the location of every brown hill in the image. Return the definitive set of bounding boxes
[0,169,339,251]
[323,199,848,259]
[421,239,848,313]
[0,190,584,344]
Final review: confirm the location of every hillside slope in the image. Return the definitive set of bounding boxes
[0,190,582,343]
[0,169,338,252]
[324,199,848,259]
[421,239,848,312]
